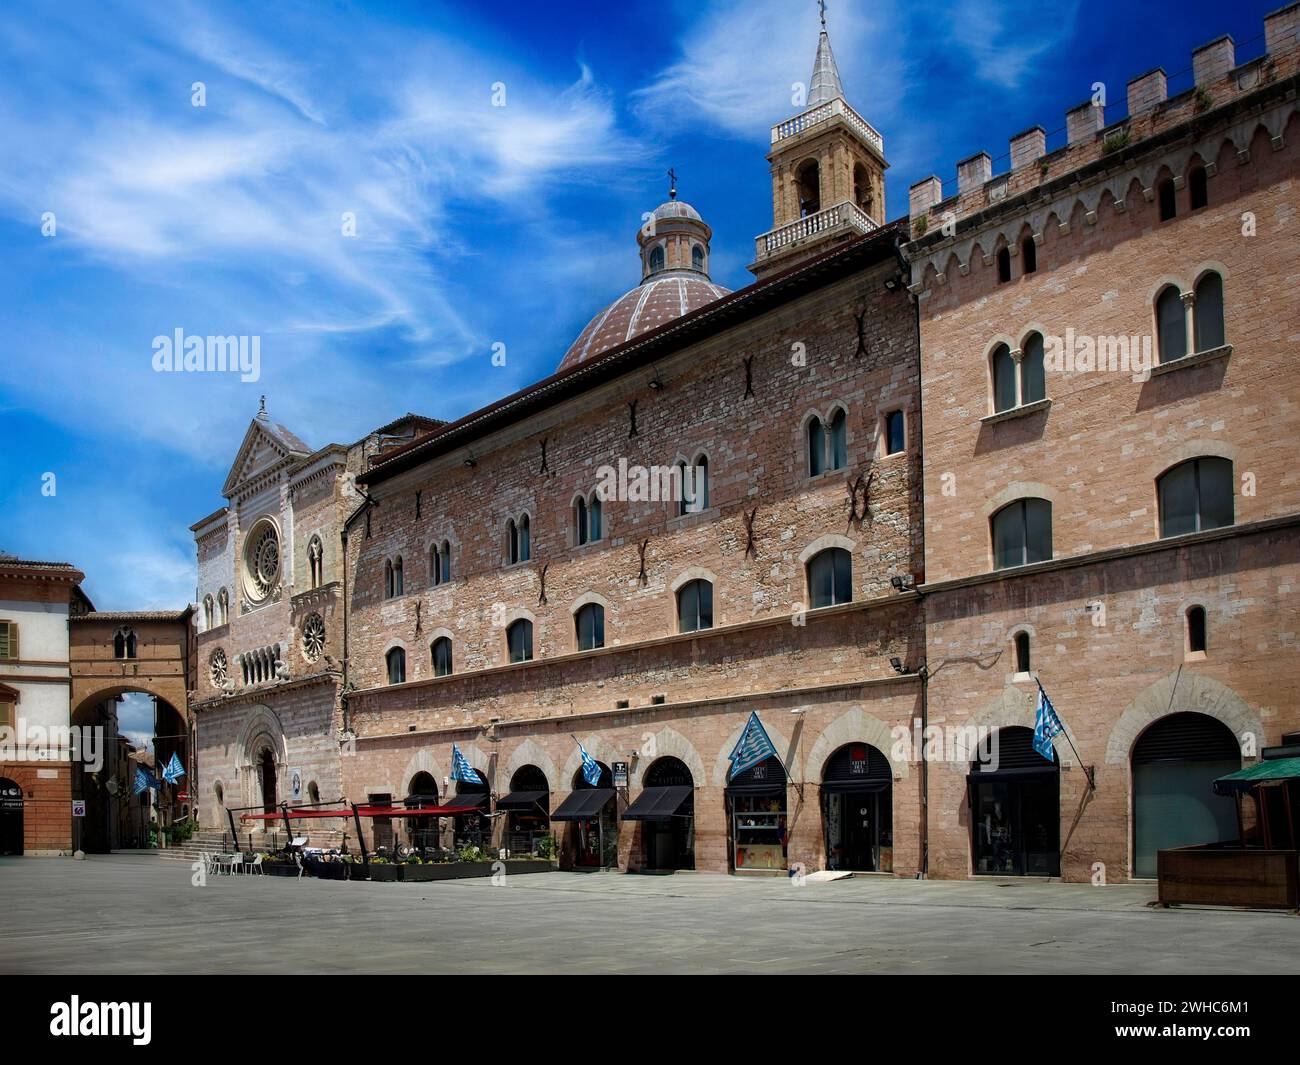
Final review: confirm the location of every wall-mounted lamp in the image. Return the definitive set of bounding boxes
[889,656,906,674]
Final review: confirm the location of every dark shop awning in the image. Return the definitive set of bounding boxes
[622,785,693,821]
[496,790,549,812]
[550,789,615,821]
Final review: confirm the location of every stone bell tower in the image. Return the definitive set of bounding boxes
[749,5,888,279]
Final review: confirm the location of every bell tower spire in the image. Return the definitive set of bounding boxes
[749,3,888,279]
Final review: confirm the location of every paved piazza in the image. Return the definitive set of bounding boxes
[2,856,1296,975]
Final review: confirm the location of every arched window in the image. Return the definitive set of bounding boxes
[1194,272,1225,351]
[506,619,533,663]
[384,558,403,598]
[518,514,531,562]
[508,519,520,564]
[574,498,588,546]
[218,588,229,625]
[575,603,605,651]
[649,245,665,273]
[588,496,602,541]
[807,547,852,608]
[1187,606,1207,654]
[114,627,137,660]
[1021,332,1046,404]
[1158,457,1234,537]
[996,246,1011,284]
[1189,165,1208,210]
[440,540,452,583]
[203,595,214,630]
[807,416,826,476]
[991,343,1017,412]
[431,636,453,677]
[796,159,821,216]
[677,579,713,633]
[1156,285,1187,363]
[828,409,847,470]
[991,499,1053,569]
[1015,631,1031,673]
[430,543,442,586]
[393,557,403,596]
[853,161,873,216]
[385,647,406,685]
[691,244,704,271]
[1157,177,1177,221]
[1021,236,1037,274]
[308,535,323,589]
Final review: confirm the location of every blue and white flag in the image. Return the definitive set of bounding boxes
[577,740,602,787]
[132,766,153,795]
[728,711,779,780]
[162,752,185,784]
[450,744,483,785]
[1033,681,1066,762]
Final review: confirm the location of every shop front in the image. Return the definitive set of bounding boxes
[623,756,694,871]
[968,726,1060,876]
[821,743,892,872]
[0,777,22,855]
[551,762,617,868]
[1132,711,1240,878]
[404,772,441,852]
[726,756,787,874]
[453,778,491,848]
[496,764,550,856]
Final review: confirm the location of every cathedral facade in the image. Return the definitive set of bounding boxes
[190,7,1300,880]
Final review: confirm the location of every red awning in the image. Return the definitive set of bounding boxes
[355,804,481,818]
[239,803,482,821]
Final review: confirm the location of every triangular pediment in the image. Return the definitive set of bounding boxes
[221,417,311,498]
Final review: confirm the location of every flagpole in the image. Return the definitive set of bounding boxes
[1036,676,1095,791]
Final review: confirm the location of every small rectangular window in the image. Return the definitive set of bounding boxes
[0,622,15,660]
[884,411,905,455]
[0,701,14,728]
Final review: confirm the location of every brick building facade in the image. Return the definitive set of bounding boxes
[188,8,1300,881]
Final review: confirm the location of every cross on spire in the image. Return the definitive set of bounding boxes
[819,0,827,29]
[667,167,677,200]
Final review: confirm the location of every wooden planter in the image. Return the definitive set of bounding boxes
[261,861,299,878]
[356,859,554,882]
[1157,843,1300,909]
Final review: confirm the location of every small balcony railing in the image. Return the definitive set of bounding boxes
[754,199,879,260]
[770,96,884,157]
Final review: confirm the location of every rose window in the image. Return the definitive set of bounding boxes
[302,613,326,662]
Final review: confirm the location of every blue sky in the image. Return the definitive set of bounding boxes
[0,0,1280,619]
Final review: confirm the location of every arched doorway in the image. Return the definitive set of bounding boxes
[1132,712,1240,878]
[969,726,1060,876]
[821,743,893,872]
[553,761,617,868]
[0,777,23,855]
[405,771,439,852]
[259,748,277,812]
[625,756,695,871]
[727,755,787,873]
[499,765,550,855]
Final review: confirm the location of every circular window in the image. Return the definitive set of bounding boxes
[302,613,326,662]
[209,648,228,686]
[242,519,281,604]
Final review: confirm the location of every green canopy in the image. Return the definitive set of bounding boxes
[1212,757,1300,796]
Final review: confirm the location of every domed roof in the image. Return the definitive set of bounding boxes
[559,271,731,372]
[651,199,702,222]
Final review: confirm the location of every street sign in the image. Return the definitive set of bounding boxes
[612,761,629,788]
[71,799,86,818]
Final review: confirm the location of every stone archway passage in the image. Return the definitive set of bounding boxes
[497,765,550,856]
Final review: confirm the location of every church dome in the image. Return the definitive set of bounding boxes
[558,186,730,372]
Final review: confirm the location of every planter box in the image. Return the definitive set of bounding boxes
[358,859,554,883]
[261,861,300,878]
[1158,843,1300,909]
[303,858,349,880]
